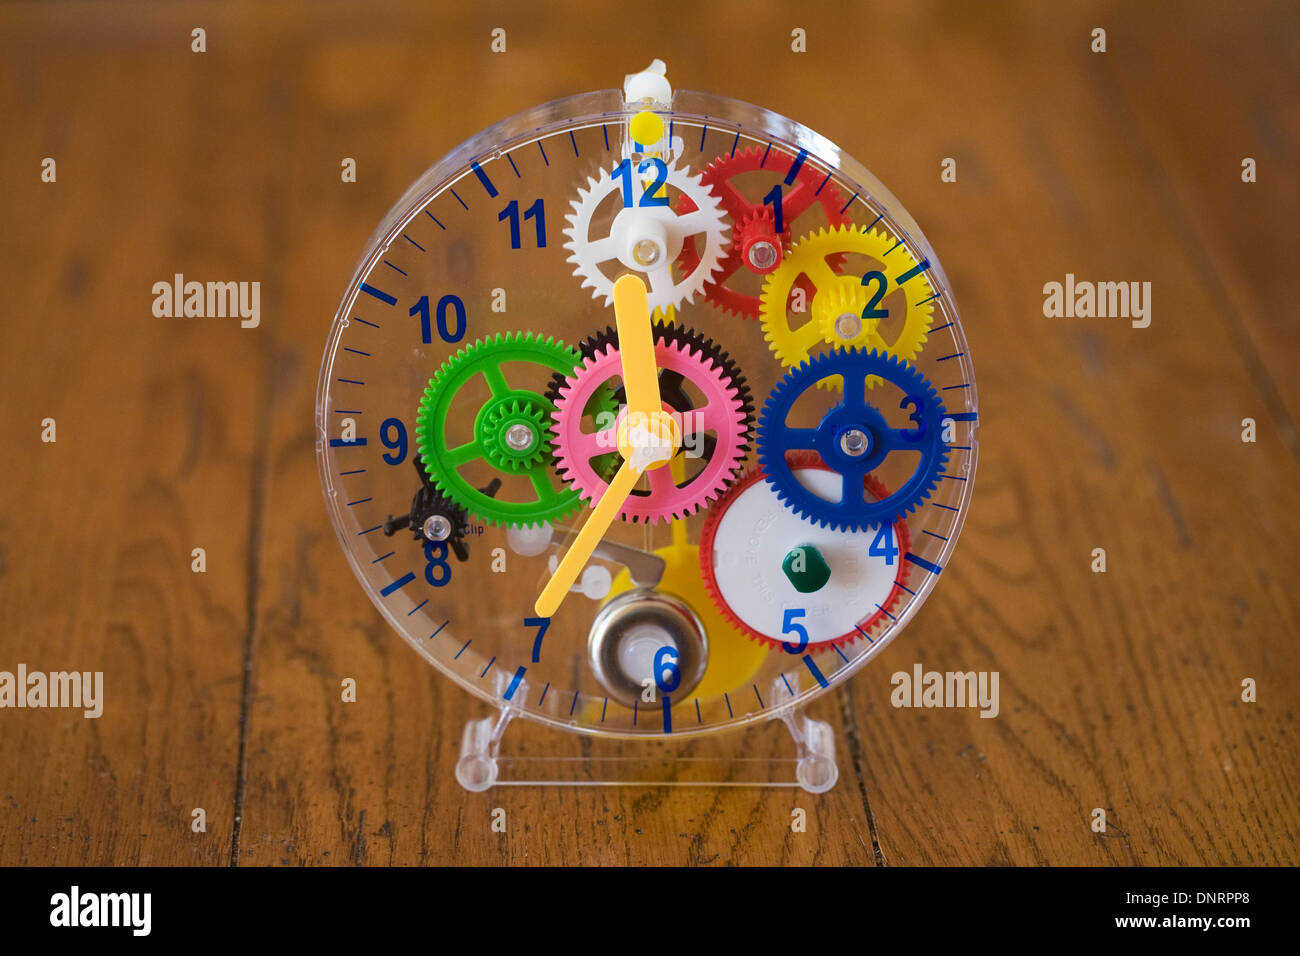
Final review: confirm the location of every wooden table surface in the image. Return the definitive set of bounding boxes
[1,0,1296,866]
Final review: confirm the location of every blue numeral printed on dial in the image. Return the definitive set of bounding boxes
[763,183,784,235]
[411,294,466,344]
[499,198,547,248]
[781,608,809,654]
[424,540,451,586]
[612,158,669,208]
[380,418,407,465]
[524,616,550,663]
[869,524,898,565]
[861,270,890,319]
[654,645,681,692]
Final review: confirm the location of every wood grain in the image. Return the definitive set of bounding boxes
[0,0,1295,866]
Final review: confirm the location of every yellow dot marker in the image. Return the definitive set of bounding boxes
[630,110,664,147]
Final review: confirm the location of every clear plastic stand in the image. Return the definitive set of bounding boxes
[455,671,838,793]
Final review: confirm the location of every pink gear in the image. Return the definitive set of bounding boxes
[551,337,750,523]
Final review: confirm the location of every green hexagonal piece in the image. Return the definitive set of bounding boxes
[782,545,832,594]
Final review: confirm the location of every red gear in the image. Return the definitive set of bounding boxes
[677,146,852,318]
[698,451,913,649]
[734,208,785,275]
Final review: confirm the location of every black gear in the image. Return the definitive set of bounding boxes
[384,456,501,561]
[545,322,756,452]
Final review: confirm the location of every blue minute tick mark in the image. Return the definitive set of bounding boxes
[905,552,943,575]
[803,655,830,688]
[359,283,396,305]
[503,666,525,701]
[470,161,498,198]
[380,571,415,596]
[785,148,808,184]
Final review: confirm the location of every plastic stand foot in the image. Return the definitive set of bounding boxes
[454,670,838,793]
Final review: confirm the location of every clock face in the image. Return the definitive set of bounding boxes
[315,85,978,738]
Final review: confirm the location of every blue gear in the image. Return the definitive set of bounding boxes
[756,348,949,530]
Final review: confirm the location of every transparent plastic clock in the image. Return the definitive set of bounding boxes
[315,60,978,792]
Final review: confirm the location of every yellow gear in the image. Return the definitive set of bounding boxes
[758,225,936,387]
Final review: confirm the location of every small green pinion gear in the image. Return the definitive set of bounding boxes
[415,331,587,528]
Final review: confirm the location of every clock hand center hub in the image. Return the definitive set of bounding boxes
[616,409,681,471]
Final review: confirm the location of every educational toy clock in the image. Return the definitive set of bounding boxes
[315,61,978,789]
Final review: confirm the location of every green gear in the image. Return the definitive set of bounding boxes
[477,396,550,472]
[416,332,584,527]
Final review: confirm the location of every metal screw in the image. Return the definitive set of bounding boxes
[835,312,862,340]
[633,239,661,267]
[839,428,870,457]
[747,240,779,271]
[422,514,453,541]
[505,422,536,452]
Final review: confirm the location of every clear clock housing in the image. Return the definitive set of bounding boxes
[315,82,977,768]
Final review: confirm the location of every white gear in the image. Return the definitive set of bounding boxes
[562,159,729,312]
[706,467,903,645]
